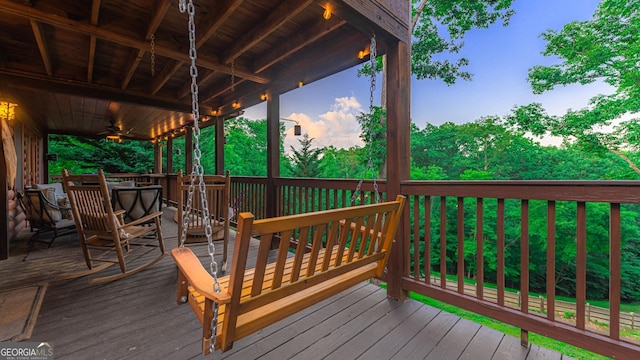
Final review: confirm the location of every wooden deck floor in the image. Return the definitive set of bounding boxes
[3,207,574,360]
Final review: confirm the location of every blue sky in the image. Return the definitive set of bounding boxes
[244,0,609,151]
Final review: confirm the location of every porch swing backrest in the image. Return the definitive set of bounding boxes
[171,194,405,354]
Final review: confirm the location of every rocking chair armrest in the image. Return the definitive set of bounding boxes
[119,211,163,228]
[171,247,231,304]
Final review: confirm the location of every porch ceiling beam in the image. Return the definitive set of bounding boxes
[29,20,53,76]
[0,69,211,114]
[222,0,314,65]
[253,16,346,74]
[121,0,171,90]
[87,0,101,84]
[162,0,244,96]
[0,0,269,84]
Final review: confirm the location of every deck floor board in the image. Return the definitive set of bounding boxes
[3,206,572,359]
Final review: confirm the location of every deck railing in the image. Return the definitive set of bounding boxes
[230,177,640,358]
[56,173,640,358]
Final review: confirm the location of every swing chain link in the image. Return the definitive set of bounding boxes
[179,0,220,353]
[150,34,156,77]
[231,59,235,92]
[351,34,380,205]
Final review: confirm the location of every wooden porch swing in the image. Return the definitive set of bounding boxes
[171,1,404,355]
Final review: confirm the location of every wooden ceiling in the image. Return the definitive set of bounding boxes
[0,0,409,140]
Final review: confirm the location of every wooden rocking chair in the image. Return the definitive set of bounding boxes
[177,170,230,272]
[62,169,166,283]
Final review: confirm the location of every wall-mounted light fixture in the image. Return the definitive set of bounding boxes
[0,101,17,122]
[298,81,304,88]
[232,101,241,109]
[260,93,268,101]
[358,47,370,60]
[280,118,302,136]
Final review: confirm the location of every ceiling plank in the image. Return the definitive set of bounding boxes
[0,0,269,84]
[253,16,346,74]
[120,0,171,90]
[222,0,314,64]
[87,0,101,83]
[162,0,244,96]
[29,20,53,76]
[196,0,245,47]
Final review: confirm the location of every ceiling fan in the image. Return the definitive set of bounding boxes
[97,117,134,142]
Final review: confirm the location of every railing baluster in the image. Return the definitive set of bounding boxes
[476,197,483,300]
[425,196,431,285]
[458,197,464,294]
[497,198,505,307]
[547,200,556,321]
[413,195,420,280]
[610,202,621,340]
[440,196,447,289]
[521,199,529,314]
[576,201,587,330]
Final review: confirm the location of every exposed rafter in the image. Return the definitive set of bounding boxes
[121,0,171,90]
[29,20,53,76]
[87,0,101,83]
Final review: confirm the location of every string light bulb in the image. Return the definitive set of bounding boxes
[232,101,240,109]
[323,4,332,20]
[298,81,304,88]
[261,93,268,101]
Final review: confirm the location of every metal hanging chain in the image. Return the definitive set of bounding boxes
[150,34,156,77]
[179,0,220,353]
[351,34,380,205]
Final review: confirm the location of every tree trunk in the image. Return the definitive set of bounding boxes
[610,149,640,175]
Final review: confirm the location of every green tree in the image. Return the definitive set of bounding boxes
[289,134,323,178]
[508,0,640,176]
[48,135,154,174]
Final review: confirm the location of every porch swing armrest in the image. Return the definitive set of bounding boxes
[171,247,231,304]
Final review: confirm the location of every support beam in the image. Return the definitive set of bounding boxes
[167,136,173,174]
[266,93,280,218]
[385,39,411,301]
[30,20,53,76]
[215,117,225,175]
[185,126,193,174]
[0,70,211,114]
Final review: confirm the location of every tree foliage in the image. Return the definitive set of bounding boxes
[289,133,323,178]
[509,0,640,174]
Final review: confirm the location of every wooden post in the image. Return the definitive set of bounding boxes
[385,37,411,301]
[166,135,173,174]
[266,93,280,219]
[185,126,193,174]
[153,140,161,173]
[215,117,224,175]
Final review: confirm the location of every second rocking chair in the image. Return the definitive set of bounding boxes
[62,169,166,283]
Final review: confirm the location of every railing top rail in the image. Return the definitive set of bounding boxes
[401,180,640,204]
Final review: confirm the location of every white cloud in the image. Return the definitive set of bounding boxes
[283,96,365,153]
